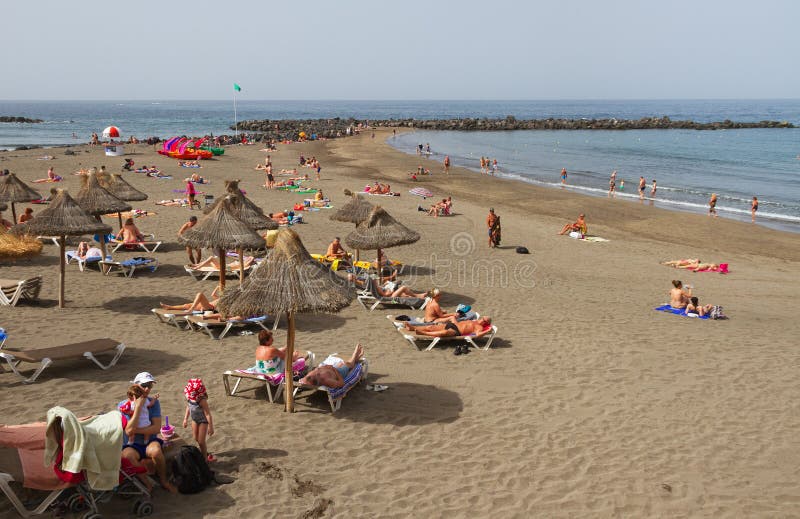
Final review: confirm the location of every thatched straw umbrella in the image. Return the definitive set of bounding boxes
[101,173,148,228]
[74,172,132,261]
[0,173,41,224]
[345,206,420,279]
[0,226,43,261]
[12,189,111,308]
[206,180,278,283]
[217,228,353,412]
[179,195,266,292]
[330,189,374,261]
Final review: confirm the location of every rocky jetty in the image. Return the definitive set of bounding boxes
[0,116,44,123]
[234,116,793,139]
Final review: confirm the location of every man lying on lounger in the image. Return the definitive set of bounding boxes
[298,344,364,389]
[404,317,492,337]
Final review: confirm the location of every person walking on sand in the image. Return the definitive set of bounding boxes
[751,196,758,222]
[608,170,617,196]
[179,215,201,264]
[560,168,568,186]
[709,193,718,217]
[487,208,501,248]
[638,176,646,200]
[443,155,450,175]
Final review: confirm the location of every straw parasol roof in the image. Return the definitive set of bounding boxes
[345,206,420,251]
[11,189,112,308]
[205,180,277,230]
[330,190,374,224]
[0,226,43,260]
[217,228,352,317]
[103,173,148,202]
[0,173,40,204]
[74,172,132,215]
[179,195,266,250]
[12,189,112,237]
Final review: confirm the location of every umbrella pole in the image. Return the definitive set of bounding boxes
[117,212,123,229]
[96,216,108,262]
[285,311,296,413]
[238,248,244,285]
[11,203,17,225]
[377,248,382,282]
[58,236,66,308]
[218,247,226,292]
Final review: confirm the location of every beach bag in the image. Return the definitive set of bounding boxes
[568,231,583,239]
[516,246,529,254]
[709,305,727,320]
[170,445,213,494]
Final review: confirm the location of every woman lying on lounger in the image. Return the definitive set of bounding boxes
[404,317,492,337]
[298,344,364,389]
[160,286,221,312]
[190,255,255,270]
[346,274,425,298]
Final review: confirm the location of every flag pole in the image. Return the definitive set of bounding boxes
[233,90,238,138]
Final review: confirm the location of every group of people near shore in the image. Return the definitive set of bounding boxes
[479,156,498,175]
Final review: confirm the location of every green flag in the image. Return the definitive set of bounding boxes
[233,83,242,92]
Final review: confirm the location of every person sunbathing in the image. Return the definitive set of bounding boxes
[669,280,692,309]
[254,163,266,171]
[558,214,587,235]
[190,173,206,184]
[75,241,103,260]
[422,289,456,322]
[346,273,427,299]
[156,198,188,206]
[685,296,713,317]
[662,258,701,268]
[117,218,145,243]
[298,344,364,389]
[268,212,290,225]
[405,317,492,337]
[326,237,349,260]
[254,329,305,375]
[160,286,221,312]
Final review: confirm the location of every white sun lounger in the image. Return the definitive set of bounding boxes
[110,234,162,253]
[356,278,429,312]
[394,323,498,351]
[150,308,202,329]
[65,251,110,272]
[0,277,42,307]
[292,358,369,413]
[186,314,279,339]
[100,257,159,278]
[0,338,126,383]
[222,353,314,404]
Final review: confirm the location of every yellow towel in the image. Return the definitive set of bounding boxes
[44,406,123,490]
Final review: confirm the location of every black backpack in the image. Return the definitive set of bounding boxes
[170,445,213,494]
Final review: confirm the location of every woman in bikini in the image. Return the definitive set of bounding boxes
[160,286,222,312]
[685,297,713,317]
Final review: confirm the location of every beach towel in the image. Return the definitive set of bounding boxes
[409,187,433,198]
[121,257,158,269]
[654,304,710,319]
[580,236,609,243]
[103,209,157,219]
[180,164,202,168]
[43,407,123,491]
[235,358,307,383]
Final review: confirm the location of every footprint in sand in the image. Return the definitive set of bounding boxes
[256,461,284,480]
[301,498,334,519]
[291,475,325,498]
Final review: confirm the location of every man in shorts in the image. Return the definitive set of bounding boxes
[120,372,177,493]
[638,176,646,200]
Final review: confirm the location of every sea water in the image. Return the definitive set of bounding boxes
[1,99,799,231]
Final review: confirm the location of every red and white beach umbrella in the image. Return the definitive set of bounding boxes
[102,126,120,138]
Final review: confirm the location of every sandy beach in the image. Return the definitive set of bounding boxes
[2,129,800,518]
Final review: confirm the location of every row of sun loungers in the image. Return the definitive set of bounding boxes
[0,277,42,306]
[151,308,280,338]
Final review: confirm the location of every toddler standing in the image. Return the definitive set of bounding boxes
[182,378,214,461]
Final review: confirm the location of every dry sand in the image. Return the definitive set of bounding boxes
[2,129,800,517]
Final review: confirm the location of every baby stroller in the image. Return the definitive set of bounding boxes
[0,411,154,518]
[121,159,135,171]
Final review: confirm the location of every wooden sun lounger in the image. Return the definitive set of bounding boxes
[0,277,42,307]
[395,324,498,351]
[110,234,162,253]
[293,358,369,413]
[150,308,202,329]
[186,314,279,339]
[0,338,126,383]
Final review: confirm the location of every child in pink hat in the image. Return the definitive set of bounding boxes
[182,378,215,461]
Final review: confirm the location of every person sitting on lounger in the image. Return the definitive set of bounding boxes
[405,317,492,337]
[254,329,305,375]
[422,289,456,322]
[160,286,221,312]
[326,237,349,260]
[18,207,34,224]
[669,280,692,309]
[76,241,103,260]
[117,218,145,243]
[685,296,713,317]
[558,213,587,235]
[298,344,364,389]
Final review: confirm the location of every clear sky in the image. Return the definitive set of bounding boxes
[4,0,799,100]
